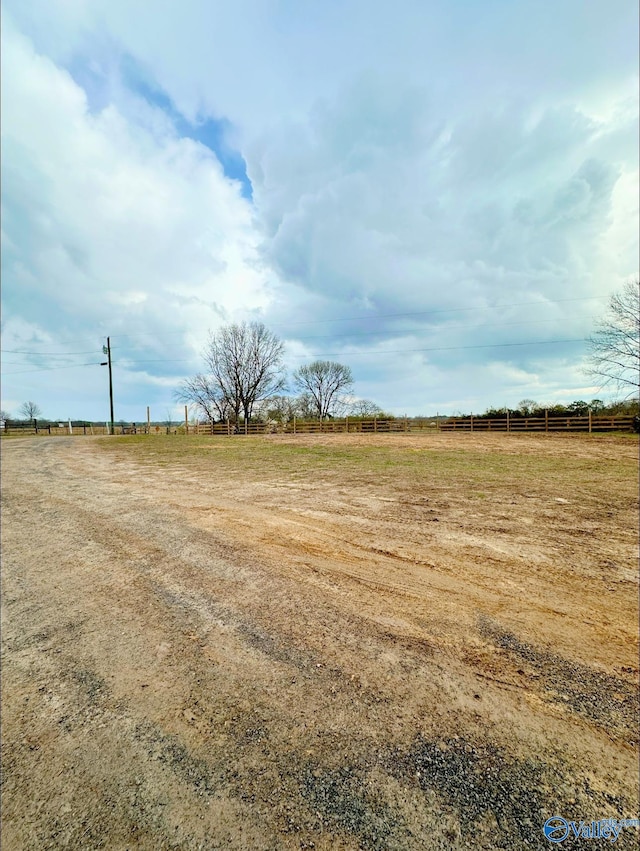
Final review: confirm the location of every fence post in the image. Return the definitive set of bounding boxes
[184,405,189,434]
[374,417,377,433]
[436,412,439,431]
[345,416,348,433]
[245,419,248,436]
[470,415,474,433]
[506,410,510,432]
[545,409,548,433]
[588,410,592,434]
[293,416,296,435]
[147,406,151,433]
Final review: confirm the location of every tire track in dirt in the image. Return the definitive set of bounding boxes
[2,437,638,849]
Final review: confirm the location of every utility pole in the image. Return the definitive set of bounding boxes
[101,337,115,434]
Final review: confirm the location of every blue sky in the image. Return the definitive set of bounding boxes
[1,0,638,421]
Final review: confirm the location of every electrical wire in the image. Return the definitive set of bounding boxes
[1,362,104,376]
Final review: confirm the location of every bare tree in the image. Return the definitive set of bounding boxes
[0,409,11,424]
[517,399,538,416]
[292,361,353,420]
[19,400,42,421]
[586,279,640,397]
[349,398,385,417]
[175,373,230,423]
[177,323,285,425]
[294,392,319,420]
[262,395,299,424]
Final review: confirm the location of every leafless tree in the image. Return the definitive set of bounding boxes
[18,400,42,421]
[517,399,538,416]
[175,373,230,423]
[292,361,353,420]
[177,323,285,425]
[262,395,299,424]
[586,279,640,398]
[349,398,385,417]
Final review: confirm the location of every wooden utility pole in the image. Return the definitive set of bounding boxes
[108,338,114,434]
[100,338,115,434]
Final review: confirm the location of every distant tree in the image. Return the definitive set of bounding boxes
[292,361,354,420]
[349,399,385,417]
[18,401,42,421]
[294,392,319,420]
[517,399,538,416]
[586,279,640,398]
[0,409,10,424]
[263,395,299,424]
[567,400,589,416]
[177,323,285,424]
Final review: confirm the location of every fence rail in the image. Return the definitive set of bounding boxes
[2,414,636,437]
[438,415,635,433]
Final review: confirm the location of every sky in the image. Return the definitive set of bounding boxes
[1,0,638,422]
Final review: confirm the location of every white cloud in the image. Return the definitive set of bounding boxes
[1,15,275,419]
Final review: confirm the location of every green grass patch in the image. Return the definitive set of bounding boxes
[95,434,636,498]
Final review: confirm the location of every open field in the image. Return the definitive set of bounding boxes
[1,433,639,849]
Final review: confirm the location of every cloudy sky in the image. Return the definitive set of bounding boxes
[2,0,638,422]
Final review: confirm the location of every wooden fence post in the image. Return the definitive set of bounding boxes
[345,416,348,433]
[545,409,548,433]
[588,410,592,433]
[184,405,189,434]
[506,410,510,432]
[147,406,150,433]
[374,417,377,433]
[293,416,296,435]
[470,415,474,433]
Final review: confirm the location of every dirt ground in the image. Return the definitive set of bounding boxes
[1,433,638,850]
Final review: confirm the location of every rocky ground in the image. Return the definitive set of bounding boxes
[1,433,638,849]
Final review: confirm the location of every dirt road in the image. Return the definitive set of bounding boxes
[1,434,638,849]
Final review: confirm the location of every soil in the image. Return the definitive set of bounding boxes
[1,433,639,850]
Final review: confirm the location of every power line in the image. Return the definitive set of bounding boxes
[106,337,587,368]
[5,294,605,351]
[267,296,608,328]
[1,362,103,376]
[285,338,588,358]
[1,349,103,355]
[281,316,593,343]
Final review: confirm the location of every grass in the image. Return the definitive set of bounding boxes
[95,433,637,499]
